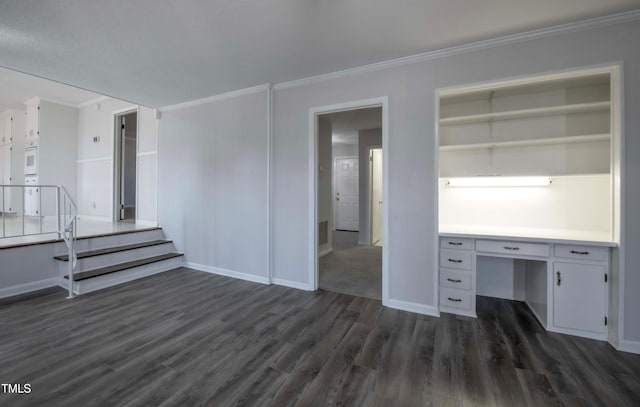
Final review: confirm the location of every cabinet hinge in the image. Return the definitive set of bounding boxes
[605,273,608,283]
[605,316,608,326]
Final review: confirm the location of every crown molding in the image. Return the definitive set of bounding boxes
[273,9,640,91]
[160,83,270,112]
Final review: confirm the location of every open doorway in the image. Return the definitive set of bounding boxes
[312,101,386,300]
[113,109,137,222]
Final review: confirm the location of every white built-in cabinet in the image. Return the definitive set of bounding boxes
[437,66,620,342]
[0,110,26,214]
[439,72,611,177]
[23,98,78,217]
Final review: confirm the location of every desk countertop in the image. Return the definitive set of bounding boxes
[439,225,617,247]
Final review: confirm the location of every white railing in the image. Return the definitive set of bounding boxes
[1,184,78,298]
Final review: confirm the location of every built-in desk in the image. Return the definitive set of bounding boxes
[438,231,617,340]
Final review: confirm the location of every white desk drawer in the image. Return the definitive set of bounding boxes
[440,288,472,311]
[439,250,472,270]
[440,237,473,251]
[476,239,549,257]
[440,269,472,290]
[554,245,608,262]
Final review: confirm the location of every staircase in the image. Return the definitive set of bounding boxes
[55,227,183,295]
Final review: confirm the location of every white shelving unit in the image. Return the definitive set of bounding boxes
[439,100,610,126]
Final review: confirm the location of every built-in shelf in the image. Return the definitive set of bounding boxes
[439,101,610,125]
[439,134,610,152]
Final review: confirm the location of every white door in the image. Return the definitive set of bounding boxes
[335,157,359,231]
[553,262,607,333]
[0,143,11,212]
[371,148,383,246]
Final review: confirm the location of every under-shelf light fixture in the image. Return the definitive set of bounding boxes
[446,176,551,188]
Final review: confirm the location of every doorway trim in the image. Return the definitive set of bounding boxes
[112,106,139,223]
[308,96,389,305]
[366,145,382,246]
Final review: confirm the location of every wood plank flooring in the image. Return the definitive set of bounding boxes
[1,267,639,406]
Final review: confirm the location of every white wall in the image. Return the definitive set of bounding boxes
[357,128,382,244]
[439,174,612,240]
[77,98,158,223]
[158,90,269,282]
[0,242,64,299]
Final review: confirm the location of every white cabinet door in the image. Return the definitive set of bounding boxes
[553,262,607,333]
[25,102,39,140]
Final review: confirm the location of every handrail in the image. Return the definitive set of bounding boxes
[58,185,77,299]
[1,184,78,298]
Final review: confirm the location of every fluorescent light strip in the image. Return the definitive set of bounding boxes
[447,176,551,187]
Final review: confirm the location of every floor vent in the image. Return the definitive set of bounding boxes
[319,221,328,245]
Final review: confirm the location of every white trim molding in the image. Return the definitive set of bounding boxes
[271,278,314,291]
[386,299,441,317]
[0,277,59,299]
[318,247,333,258]
[617,340,640,355]
[308,96,389,305]
[185,262,270,285]
[136,151,157,157]
[274,10,640,91]
[160,84,270,112]
[76,156,111,164]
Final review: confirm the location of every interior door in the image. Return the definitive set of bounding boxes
[335,157,359,231]
[371,148,383,246]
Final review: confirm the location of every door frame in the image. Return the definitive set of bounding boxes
[308,96,389,304]
[112,106,139,223]
[368,146,382,246]
[332,155,358,234]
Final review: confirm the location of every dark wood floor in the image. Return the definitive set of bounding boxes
[1,268,639,406]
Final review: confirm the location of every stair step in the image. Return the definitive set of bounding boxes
[54,240,172,261]
[63,252,184,281]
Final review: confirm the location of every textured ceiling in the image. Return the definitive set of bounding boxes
[0,0,639,108]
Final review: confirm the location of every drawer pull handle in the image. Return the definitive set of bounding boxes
[448,242,463,246]
[448,258,463,263]
[570,250,590,255]
[447,297,462,302]
[503,246,520,251]
[557,271,561,286]
[447,278,462,283]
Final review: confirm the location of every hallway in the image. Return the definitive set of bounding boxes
[319,230,382,299]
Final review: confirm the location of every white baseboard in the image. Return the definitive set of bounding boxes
[385,298,440,317]
[186,262,269,285]
[617,339,640,355]
[319,247,333,258]
[271,278,314,291]
[358,240,369,246]
[77,215,112,222]
[0,277,59,299]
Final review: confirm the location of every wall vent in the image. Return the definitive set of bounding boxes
[319,221,328,246]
